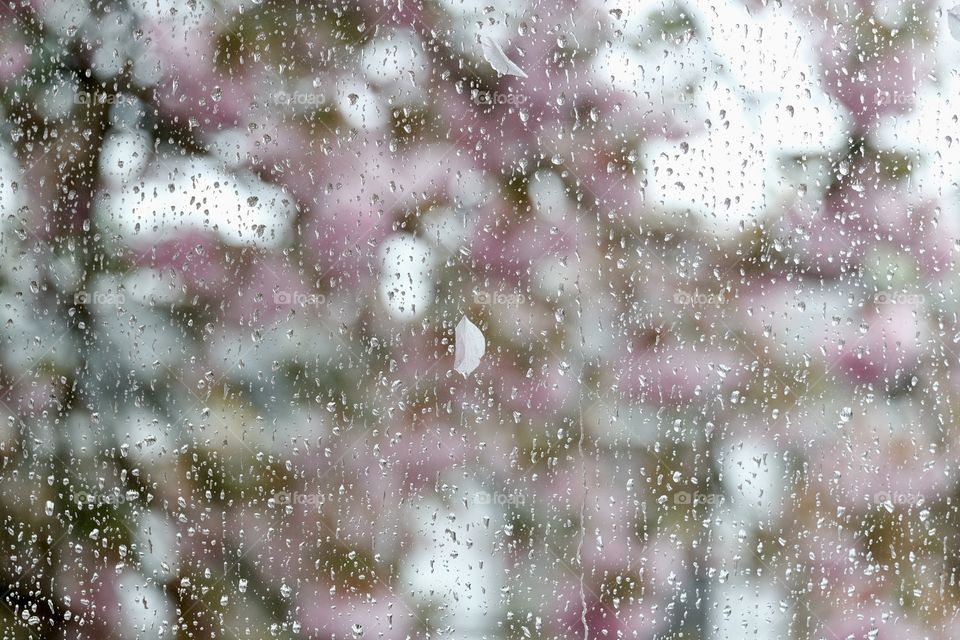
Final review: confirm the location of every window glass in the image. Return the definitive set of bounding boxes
[0,1,955,638]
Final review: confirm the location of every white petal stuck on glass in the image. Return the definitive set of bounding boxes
[481,36,529,79]
[454,316,485,377]
[949,5,960,40]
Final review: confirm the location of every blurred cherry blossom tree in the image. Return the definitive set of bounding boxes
[1,0,959,638]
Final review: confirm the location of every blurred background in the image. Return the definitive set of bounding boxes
[1,0,959,637]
